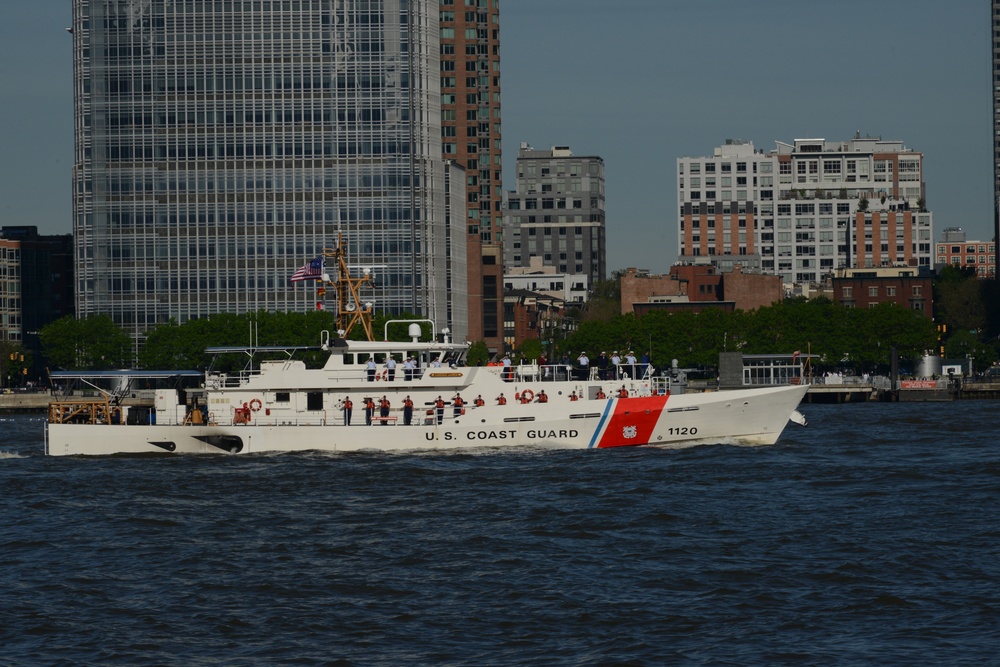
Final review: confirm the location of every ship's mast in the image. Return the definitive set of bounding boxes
[321,234,375,341]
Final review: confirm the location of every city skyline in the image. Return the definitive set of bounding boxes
[1,1,993,276]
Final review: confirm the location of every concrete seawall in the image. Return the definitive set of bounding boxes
[0,393,156,413]
[0,393,51,412]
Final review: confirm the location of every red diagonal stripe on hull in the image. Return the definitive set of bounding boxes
[597,395,670,448]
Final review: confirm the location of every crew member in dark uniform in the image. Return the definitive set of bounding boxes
[403,395,414,425]
[379,395,390,424]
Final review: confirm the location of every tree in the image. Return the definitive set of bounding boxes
[40,315,133,370]
[935,266,986,335]
[517,338,543,361]
[466,340,490,366]
[0,341,31,388]
[858,196,869,212]
[944,329,997,370]
[583,270,623,322]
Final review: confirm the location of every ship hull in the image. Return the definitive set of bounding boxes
[46,384,808,456]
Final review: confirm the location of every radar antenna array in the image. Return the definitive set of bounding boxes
[320,233,376,341]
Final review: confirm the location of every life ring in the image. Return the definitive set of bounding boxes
[521,389,534,402]
[381,370,388,381]
[249,398,263,412]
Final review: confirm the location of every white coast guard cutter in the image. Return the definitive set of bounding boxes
[44,242,808,456]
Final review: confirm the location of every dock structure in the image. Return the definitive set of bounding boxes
[804,383,874,403]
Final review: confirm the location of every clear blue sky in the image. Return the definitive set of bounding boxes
[1,1,993,275]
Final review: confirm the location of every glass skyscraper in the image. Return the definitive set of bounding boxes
[71,0,467,343]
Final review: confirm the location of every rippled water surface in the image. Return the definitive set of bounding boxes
[2,401,1000,665]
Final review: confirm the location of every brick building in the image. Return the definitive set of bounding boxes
[831,266,933,317]
[935,228,996,278]
[440,0,504,350]
[677,137,934,287]
[502,289,566,352]
[621,265,782,314]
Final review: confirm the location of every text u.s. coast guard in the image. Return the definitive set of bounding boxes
[426,429,579,441]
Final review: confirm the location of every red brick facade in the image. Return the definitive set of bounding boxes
[935,240,996,278]
[440,1,503,349]
[621,265,782,314]
[832,268,933,318]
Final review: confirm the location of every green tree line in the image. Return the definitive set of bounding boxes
[39,310,436,373]
[41,268,1000,375]
[558,298,939,373]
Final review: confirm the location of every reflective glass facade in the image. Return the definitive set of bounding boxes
[72,0,466,342]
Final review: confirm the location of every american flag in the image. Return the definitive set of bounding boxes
[289,257,323,283]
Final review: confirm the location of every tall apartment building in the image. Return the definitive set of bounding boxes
[503,144,606,287]
[71,0,467,344]
[439,0,503,350]
[677,138,933,286]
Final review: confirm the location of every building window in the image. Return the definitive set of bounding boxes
[869,286,878,297]
[912,285,922,296]
[842,287,853,298]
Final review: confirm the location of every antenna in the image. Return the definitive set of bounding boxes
[317,233,376,340]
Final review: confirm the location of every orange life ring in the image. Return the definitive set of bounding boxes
[381,370,388,381]
[521,389,534,402]
[249,398,263,412]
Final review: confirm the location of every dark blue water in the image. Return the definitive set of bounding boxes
[2,401,999,665]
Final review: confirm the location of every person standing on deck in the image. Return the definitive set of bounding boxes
[496,393,507,405]
[379,395,390,424]
[435,396,445,424]
[403,395,414,425]
[625,351,637,379]
[342,397,353,426]
[611,351,621,379]
[366,357,377,382]
[385,356,397,382]
[576,351,590,381]
[364,397,375,425]
[453,393,464,418]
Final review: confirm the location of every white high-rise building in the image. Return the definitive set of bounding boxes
[677,137,934,286]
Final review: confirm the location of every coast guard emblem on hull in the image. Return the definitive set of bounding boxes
[622,425,638,439]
